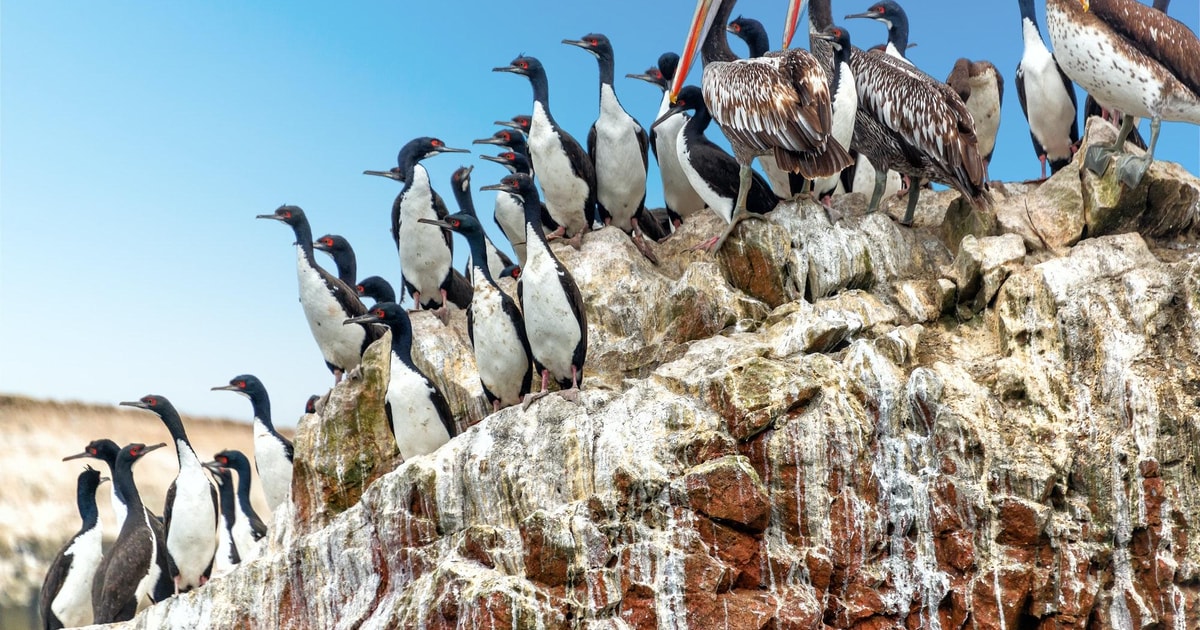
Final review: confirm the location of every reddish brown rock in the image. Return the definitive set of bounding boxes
[995,497,1043,546]
[685,590,780,630]
[521,513,571,588]
[684,456,771,532]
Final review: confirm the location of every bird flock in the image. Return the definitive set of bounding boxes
[40,0,1198,627]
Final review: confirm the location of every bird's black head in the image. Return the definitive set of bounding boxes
[363,165,406,182]
[451,165,474,193]
[815,25,852,51]
[211,374,267,400]
[563,33,614,61]
[480,172,537,201]
[727,15,762,37]
[304,394,320,414]
[118,442,167,464]
[78,465,108,491]
[63,438,121,463]
[119,394,176,416]
[256,204,306,227]
[846,1,904,25]
[654,85,704,129]
[658,52,680,81]
[473,129,524,148]
[356,275,396,304]
[213,449,251,471]
[418,211,484,237]
[481,151,530,174]
[494,114,532,133]
[313,234,352,257]
[494,55,543,78]
[398,137,470,168]
[499,264,522,281]
[343,301,411,331]
[626,63,667,90]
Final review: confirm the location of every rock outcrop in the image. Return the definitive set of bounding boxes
[101,132,1200,629]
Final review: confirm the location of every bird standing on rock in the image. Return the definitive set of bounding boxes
[89,442,168,624]
[257,205,379,384]
[670,0,852,252]
[344,303,457,459]
[1016,0,1080,178]
[1046,0,1200,189]
[366,137,474,323]
[420,211,533,413]
[39,466,107,630]
[564,32,664,261]
[120,395,217,594]
[211,374,294,514]
[494,56,596,249]
[208,450,267,564]
[481,173,587,406]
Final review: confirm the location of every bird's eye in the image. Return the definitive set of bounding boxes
[375,309,385,317]
[501,132,511,141]
[451,219,460,227]
[589,39,598,46]
[236,380,246,388]
[283,211,292,219]
[131,447,141,456]
[875,6,885,12]
[89,447,97,454]
[520,61,529,69]
[146,397,157,406]
[653,70,662,79]
[431,139,442,147]
[356,285,365,293]
[513,268,522,279]
[731,24,740,32]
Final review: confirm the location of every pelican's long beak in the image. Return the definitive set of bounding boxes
[670,0,718,102]
[782,0,806,49]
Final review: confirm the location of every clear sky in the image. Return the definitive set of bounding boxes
[3,1,1198,426]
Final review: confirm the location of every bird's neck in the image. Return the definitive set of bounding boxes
[77,482,101,531]
[887,16,909,52]
[809,0,833,32]
[597,54,615,88]
[250,394,274,433]
[217,477,237,524]
[157,407,192,447]
[688,105,713,137]
[234,465,255,511]
[521,194,550,247]
[831,47,851,94]
[113,462,145,526]
[389,324,417,370]
[464,232,498,285]
[335,251,356,286]
[702,0,738,65]
[528,70,551,109]
[745,29,770,58]
[453,182,478,219]
[291,220,316,263]
[1018,0,1039,29]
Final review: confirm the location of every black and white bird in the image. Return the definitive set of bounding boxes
[344,303,457,459]
[356,275,398,305]
[811,25,860,201]
[257,205,379,384]
[366,137,474,323]
[120,395,217,593]
[204,464,240,577]
[494,56,596,249]
[313,233,357,287]
[211,375,293,514]
[209,450,267,564]
[1046,0,1200,188]
[1016,0,1080,178]
[481,173,587,405]
[671,0,852,251]
[62,441,174,603]
[845,1,914,65]
[448,165,515,280]
[627,52,707,227]
[63,439,128,531]
[564,33,664,261]
[947,58,1004,178]
[39,466,107,630]
[90,442,168,624]
[808,0,990,223]
[420,212,533,413]
[655,86,780,242]
[480,150,556,265]
[722,15,809,198]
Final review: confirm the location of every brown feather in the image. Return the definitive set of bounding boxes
[1086,0,1200,99]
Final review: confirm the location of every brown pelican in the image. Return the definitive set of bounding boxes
[808,0,991,224]
[1047,0,1199,187]
[670,0,852,252]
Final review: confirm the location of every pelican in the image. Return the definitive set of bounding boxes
[1046,0,1200,188]
[670,0,852,252]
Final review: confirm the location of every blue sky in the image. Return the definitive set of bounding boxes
[3,1,1198,425]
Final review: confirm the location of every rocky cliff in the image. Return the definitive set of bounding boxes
[103,122,1200,629]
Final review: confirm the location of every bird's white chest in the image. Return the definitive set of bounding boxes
[1046,9,1159,118]
[297,250,365,370]
[254,421,292,513]
[676,131,735,224]
[386,357,451,459]
[653,96,704,218]
[967,72,1001,156]
[520,237,581,379]
[1019,24,1078,159]
[167,445,217,586]
[831,64,859,147]
[494,194,528,265]
[51,526,103,627]
[109,484,127,532]
[529,103,589,234]
[593,85,647,227]
[469,272,529,406]
[397,166,454,297]
[231,508,260,563]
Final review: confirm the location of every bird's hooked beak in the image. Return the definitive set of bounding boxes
[119,400,150,410]
[782,0,805,49]
[474,135,506,146]
[202,461,227,475]
[255,213,284,221]
[210,384,239,392]
[494,119,523,130]
[1080,0,1090,10]
[480,154,511,165]
[492,63,525,76]
[562,38,598,56]
[141,443,168,455]
[843,9,879,21]
[344,312,382,326]
[626,68,665,88]
[99,476,110,485]
[62,451,91,462]
[417,217,454,230]
[481,182,520,197]
[812,30,837,44]
[671,0,718,102]
[651,104,688,131]
[432,146,470,156]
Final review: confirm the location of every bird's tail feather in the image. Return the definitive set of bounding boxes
[775,139,854,179]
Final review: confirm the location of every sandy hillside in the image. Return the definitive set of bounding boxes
[0,394,291,612]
